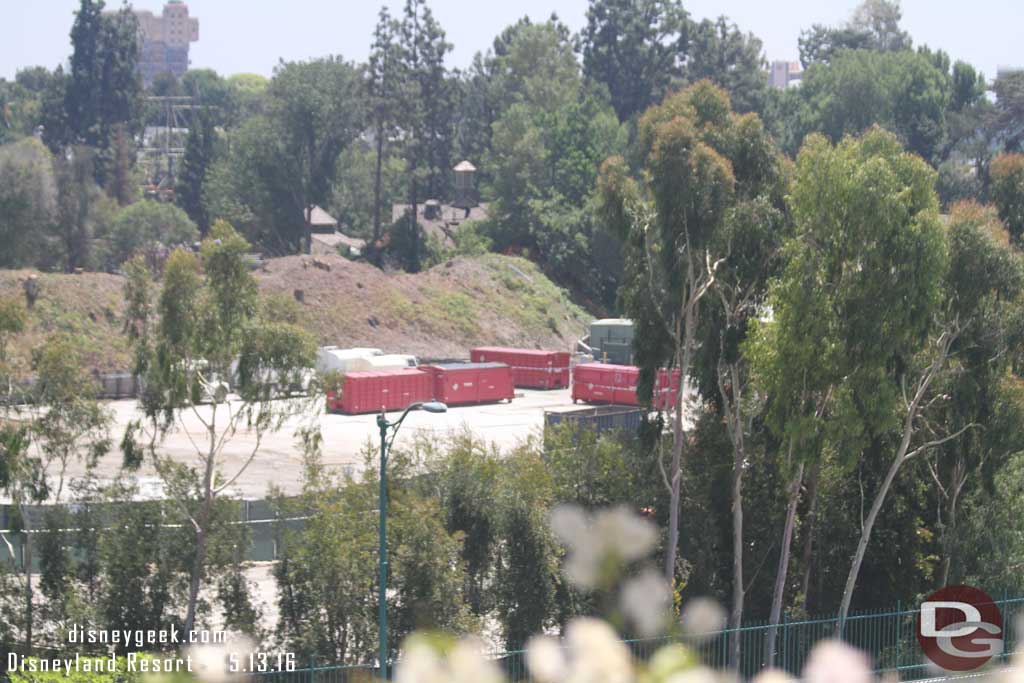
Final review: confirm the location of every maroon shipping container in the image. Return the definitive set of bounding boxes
[420,363,515,406]
[326,369,433,415]
[470,347,571,389]
[572,363,681,409]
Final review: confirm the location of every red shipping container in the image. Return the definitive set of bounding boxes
[326,369,433,415]
[420,363,515,406]
[572,363,681,409]
[470,347,571,389]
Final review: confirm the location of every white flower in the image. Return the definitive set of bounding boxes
[802,640,872,683]
[621,569,672,637]
[395,640,446,683]
[187,643,235,683]
[679,598,726,643]
[551,504,658,590]
[527,635,568,683]
[596,506,659,561]
[448,640,504,683]
[565,617,634,683]
[396,637,502,683]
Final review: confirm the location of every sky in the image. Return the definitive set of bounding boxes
[2,0,1022,83]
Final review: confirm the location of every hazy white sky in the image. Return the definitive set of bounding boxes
[2,0,1021,82]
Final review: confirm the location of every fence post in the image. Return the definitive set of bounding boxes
[309,655,315,683]
[781,612,787,673]
[897,602,905,671]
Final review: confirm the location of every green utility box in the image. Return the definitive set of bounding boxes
[589,318,634,365]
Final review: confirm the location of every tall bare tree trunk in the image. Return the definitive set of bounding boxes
[719,360,746,669]
[373,124,384,246]
[799,462,821,611]
[836,334,958,635]
[665,301,698,585]
[24,522,33,656]
[765,458,803,667]
[184,420,218,637]
[937,459,966,587]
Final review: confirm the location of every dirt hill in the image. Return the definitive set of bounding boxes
[256,253,591,359]
[1,254,592,377]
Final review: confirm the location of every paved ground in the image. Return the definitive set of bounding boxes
[29,389,580,501]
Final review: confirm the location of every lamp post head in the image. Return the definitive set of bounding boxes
[421,401,448,414]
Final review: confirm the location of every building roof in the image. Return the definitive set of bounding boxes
[305,205,338,228]
[311,232,366,250]
[454,160,477,172]
[391,202,490,246]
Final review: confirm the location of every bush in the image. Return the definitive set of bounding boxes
[106,200,198,269]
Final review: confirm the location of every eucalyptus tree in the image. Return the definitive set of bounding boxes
[598,82,782,600]
[747,128,960,645]
[928,202,1024,586]
[122,221,317,636]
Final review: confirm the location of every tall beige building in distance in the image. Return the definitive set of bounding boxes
[134,0,199,86]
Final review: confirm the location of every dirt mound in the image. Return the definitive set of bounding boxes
[0,269,132,378]
[0,254,593,377]
[256,253,591,359]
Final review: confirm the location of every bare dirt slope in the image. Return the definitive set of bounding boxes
[0,269,132,378]
[256,253,591,359]
[1,254,592,376]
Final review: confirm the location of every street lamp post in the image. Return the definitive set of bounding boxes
[376,400,447,680]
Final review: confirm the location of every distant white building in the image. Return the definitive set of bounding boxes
[769,60,803,90]
[133,1,199,86]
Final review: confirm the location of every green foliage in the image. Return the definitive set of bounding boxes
[688,18,768,115]
[493,443,559,649]
[0,138,57,268]
[29,333,112,501]
[776,49,951,162]
[106,200,199,268]
[748,127,946,463]
[580,0,690,122]
[176,110,219,236]
[206,59,366,254]
[483,22,628,308]
[62,0,142,191]
[798,0,912,67]
[990,153,1024,242]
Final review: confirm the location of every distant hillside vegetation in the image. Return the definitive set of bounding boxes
[0,254,593,379]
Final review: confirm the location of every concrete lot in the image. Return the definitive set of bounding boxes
[37,388,579,500]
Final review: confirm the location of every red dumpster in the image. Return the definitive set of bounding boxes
[326,369,433,415]
[470,347,571,389]
[420,363,515,406]
[572,363,681,408]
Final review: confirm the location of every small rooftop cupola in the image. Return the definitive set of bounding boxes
[452,160,479,210]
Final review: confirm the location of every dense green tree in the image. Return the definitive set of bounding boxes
[63,0,141,190]
[494,444,559,650]
[746,128,953,637]
[368,8,405,246]
[798,0,911,67]
[176,110,219,235]
[107,199,199,267]
[580,0,689,122]
[990,153,1024,242]
[0,138,57,268]
[122,222,317,636]
[688,17,768,115]
[777,49,950,162]
[51,147,104,272]
[599,82,773,590]
[395,0,457,272]
[928,202,1024,586]
[267,58,366,252]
